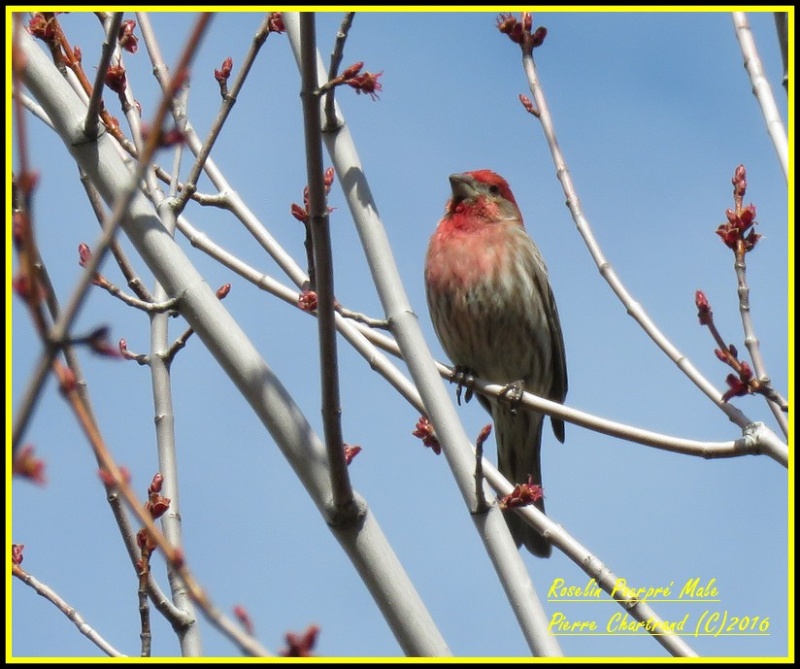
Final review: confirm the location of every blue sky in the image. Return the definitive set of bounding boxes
[10,9,790,659]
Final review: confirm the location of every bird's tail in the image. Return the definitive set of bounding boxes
[493,403,551,558]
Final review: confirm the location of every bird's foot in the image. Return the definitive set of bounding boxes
[453,366,477,405]
[499,380,526,415]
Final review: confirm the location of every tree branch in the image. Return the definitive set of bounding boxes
[731,12,789,179]
[299,13,356,519]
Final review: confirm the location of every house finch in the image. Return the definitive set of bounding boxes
[424,170,568,557]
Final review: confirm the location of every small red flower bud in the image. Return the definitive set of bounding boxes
[148,495,171,519]
[136,529,149,550]
[105,64,127,94]
[412,416,441,455]
[280,625,320,657]
[694,290,708,310]
[496,13,517,36]
[739,360,753,381]
[78,243,92,267]
[160,127,186,147]
[119,339,132,358]
[743,229,761,251]
[695,290,712,325]
[732,164,747,197]
[343,444,362,465]
[268,12,285,33]
[17,170,39,198]
[149,472,164,494]
[500,474,544,509]
[291,204,308,223]
[12,274,40,303]
[739,204,756,226]
[12,544,25,565]
[57,366,78,394]
[215,57,233,84]
[12,211,27,249]
[341,61,364,79]
[346,71,384,100]
[234,605,255,636]
[531,26,548,47]
[324,167,335,192]
[715,222,738,249]
[172,548,185,569]
[27,13,56,42]
[518,94,536,115]
[298,290,318,312]
[118,19,139,54]
[99,466,132,487]
[476,423,493,448]
[216,283,231,299]
[722,373,749,401]
[13,445,46,485]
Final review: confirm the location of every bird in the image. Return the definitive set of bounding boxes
[424,169,568,557]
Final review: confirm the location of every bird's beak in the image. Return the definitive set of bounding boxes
[448,173,478,203]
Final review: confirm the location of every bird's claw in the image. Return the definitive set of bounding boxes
[500,380,525,415]
[453,367,477,405]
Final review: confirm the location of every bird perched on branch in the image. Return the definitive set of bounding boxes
[425,169,568,557]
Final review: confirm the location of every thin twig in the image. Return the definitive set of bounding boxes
[147,192,202,656]
[138,12,309,289]
[335,304,389,329]
[54,355,270,656]
[731,12,788,179]
[519,37,759,433]
[78,170,155,303]
[728,172,789,434]
[14,160,189,629]
[84,12,123,139]
[773,12,788,92]
[13,13,212,451]
[173,15,274,213]
[323,12,355,130]
[138,564,152,657]
[299,13,355,520]
[99,280,178,312]
[13,564,126,657]
[698,291,789,420]
[48,13,129,145]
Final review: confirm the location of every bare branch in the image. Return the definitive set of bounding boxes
[173,14,277,213]
[299,13,355,520]
[731,12,788,179]
[323,12,355,130]
[13,564,126,657]
[13,14,213,451]
[84,12,124,139]
[773,12,788,92]
[518,32,760,433]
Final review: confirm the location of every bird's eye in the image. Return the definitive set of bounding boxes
[488,185,500,195]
